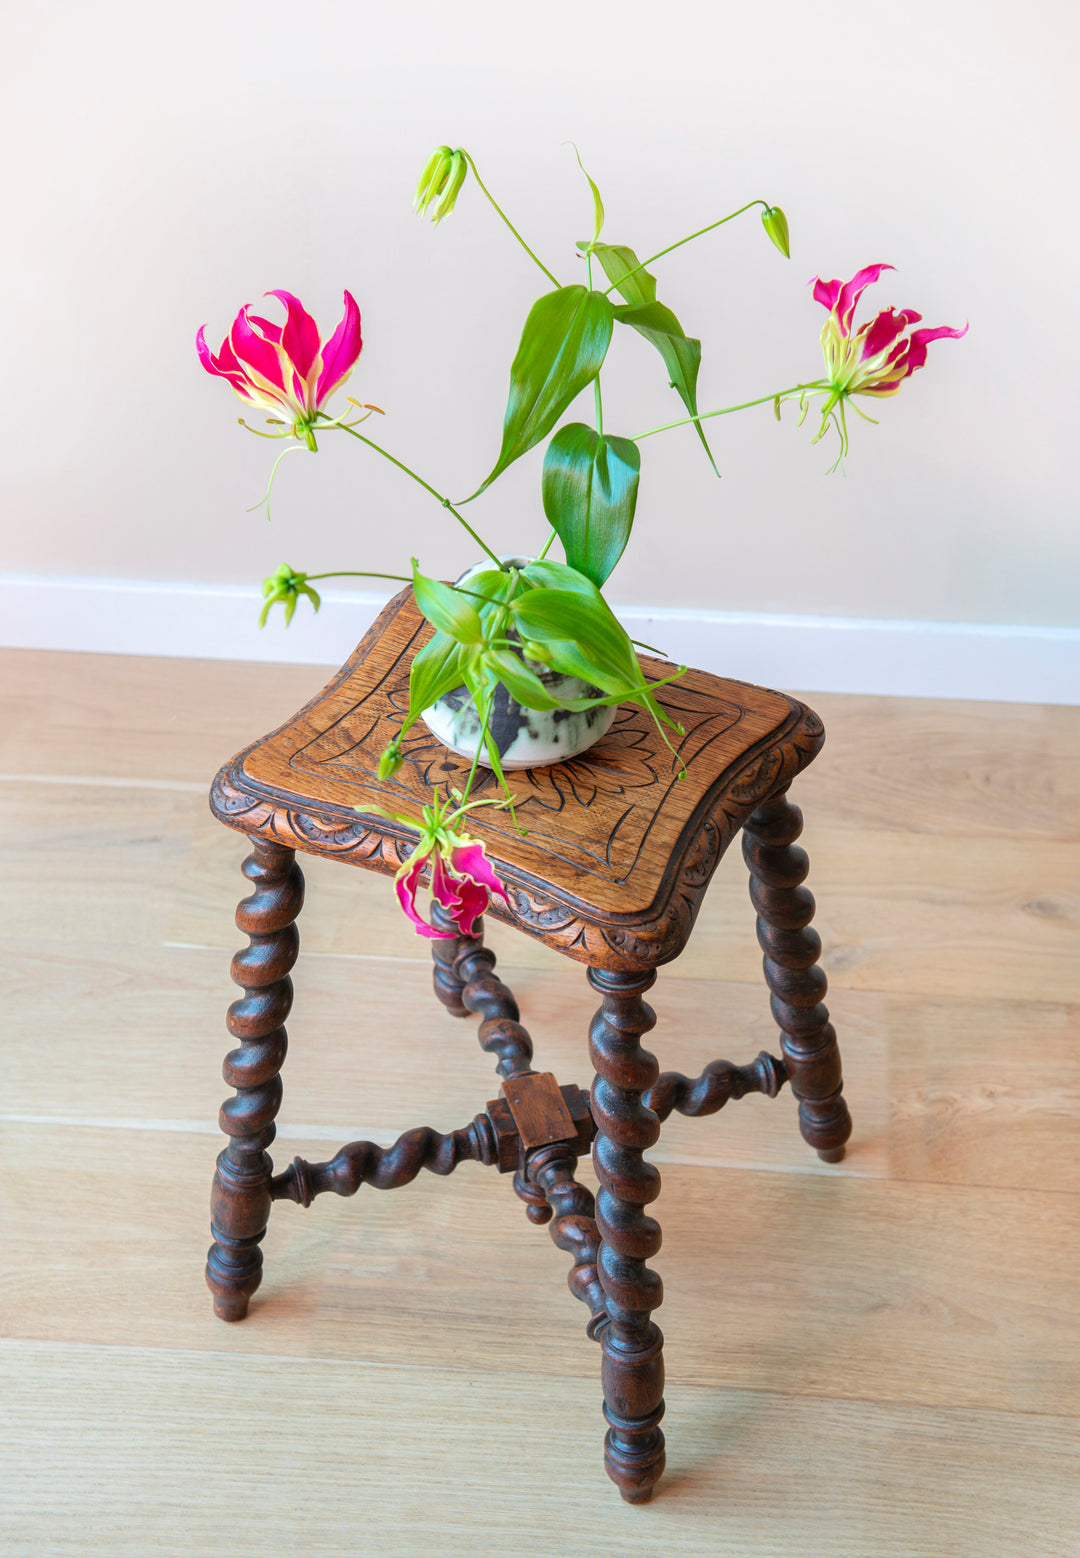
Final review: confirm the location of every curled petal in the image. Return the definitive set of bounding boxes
[858,306,922,362]
[811,276,843,314]
[812,263,894,334]
[267,289,321,381]
[902,321,969,377]
[315,290,363,404]
[229,307,289,393]
[395,853,455,939]
[450,840,511,910]
[196,326,258,398]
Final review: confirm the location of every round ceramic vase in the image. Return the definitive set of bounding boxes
[419,557,616,771]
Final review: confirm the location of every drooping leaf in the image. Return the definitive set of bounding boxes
[559,662,689,710]
[483,647,563,711]
[407,630,464,716]
[584,242,657,308]
[541,422,640,586]
[510,587,639,686]
[613,300,719,476]
[569,143,605,244]
[411,565,484,644]
[469,286,614,497]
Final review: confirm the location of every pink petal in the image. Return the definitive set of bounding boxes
[246,313,283,343]
[450,841,511,909]
[835,264,894,333]
[315,290,363,406]
[859,306,921,362]
[448,875,488,936]
[426,854,484,936]
[395,855,455,940]
[229,307,288,393]
[267,289,321,381]
[902,320,969,377]
[196,326,261,401]
[811,276,843,313]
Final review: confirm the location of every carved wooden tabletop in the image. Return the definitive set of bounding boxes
[211,588,824,971]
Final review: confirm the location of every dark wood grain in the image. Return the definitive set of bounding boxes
[203,590,851,1504]
[205,840,303,1320]
[209,588,825,972]
[743,792,853,1162]
[588,967,667,1503]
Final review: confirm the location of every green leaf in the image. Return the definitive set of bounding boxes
[521,558,600,596]
[510,587,638,686]
[541,422,640,586]
[411,565,484,644]
[569,143,605,244]
[538,638,628,696]
[471,287,615,497]
[584,242,657,308]
[483,647,563,711]
[407,630,464,715]
[612,300,719,477]
[560,662,689,710]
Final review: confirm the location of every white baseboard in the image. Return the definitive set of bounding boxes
[3,572,1079,704]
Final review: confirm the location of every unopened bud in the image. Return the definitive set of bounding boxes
[378,743,405,780]
[523,640,553,666]
[414,146,468,225]
[761,205,790,258]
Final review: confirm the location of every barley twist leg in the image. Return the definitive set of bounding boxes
[206,840,303,1320]
[588,966,666,1503]
[742,791,852,1162]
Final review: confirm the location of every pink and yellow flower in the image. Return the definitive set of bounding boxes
[197,289,362,445]
[812,263,967,399]
[395,831,511,940]
[805,263,967,463]
[360,790,511,940]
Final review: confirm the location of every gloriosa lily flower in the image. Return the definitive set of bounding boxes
[362,791,511,940]
[414,146,468,225]
[197,290,362,450]
[806,263,967,464]
[259,563,321,628]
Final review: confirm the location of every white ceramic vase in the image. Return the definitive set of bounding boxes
[419,557,616,771]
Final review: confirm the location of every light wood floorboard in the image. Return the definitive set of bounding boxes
[3,647,1079,1555]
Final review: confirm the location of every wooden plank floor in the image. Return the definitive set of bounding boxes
[2,647,1078,1557]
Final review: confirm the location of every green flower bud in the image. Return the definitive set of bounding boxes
[761,205,790,258]
[258,564,321,628]
[414,145,468,225]
[378,743,405,780]
[522,640,553,666]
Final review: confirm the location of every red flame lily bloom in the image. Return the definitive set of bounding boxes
[803,264,967,463]
[812,263,967,400]
[395,833,511,940]
[361,791,511,940]
[197,289,362,443]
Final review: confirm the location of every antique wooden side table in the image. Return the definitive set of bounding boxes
[206,587,852,1503]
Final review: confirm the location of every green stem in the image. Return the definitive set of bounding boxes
[587,252,604,435]
[321,417,505,569]
[462,151,560,287]
[536,527,557,561]
[632,383,828,441]
[602,199,769,296]
[459,686,493,806]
